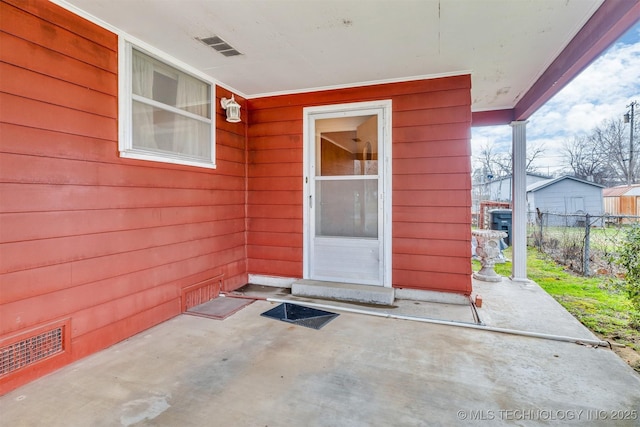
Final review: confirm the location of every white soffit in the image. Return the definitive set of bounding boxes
[58,0,603,111]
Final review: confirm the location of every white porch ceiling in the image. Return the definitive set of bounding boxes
[58,0,603,112]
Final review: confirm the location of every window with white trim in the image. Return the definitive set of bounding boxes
[120,42,215,168]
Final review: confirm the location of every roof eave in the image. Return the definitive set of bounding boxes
[473,0,640,126]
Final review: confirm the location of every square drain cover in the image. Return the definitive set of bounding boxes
[261,303,339,330]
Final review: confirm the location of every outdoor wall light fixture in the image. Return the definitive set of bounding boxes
[220,95,241,123]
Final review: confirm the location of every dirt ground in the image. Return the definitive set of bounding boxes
[601,335,640,374]
[613,347,640,373]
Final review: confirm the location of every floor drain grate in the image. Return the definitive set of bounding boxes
[261,303,339,330]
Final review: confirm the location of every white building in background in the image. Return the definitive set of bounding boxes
[485,173,550,202]
[471,173,549,218]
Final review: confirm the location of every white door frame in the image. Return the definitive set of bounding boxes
[302,100,392,287]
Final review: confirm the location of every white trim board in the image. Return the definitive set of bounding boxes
[248,275,298,288]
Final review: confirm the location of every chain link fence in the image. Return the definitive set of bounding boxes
[528,212,640,276]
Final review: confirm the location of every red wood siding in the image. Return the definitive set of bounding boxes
[247,77,472,295]
[1,0,473,394]
[0,0,247,393]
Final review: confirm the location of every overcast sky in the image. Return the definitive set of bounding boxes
[471,21,640,177]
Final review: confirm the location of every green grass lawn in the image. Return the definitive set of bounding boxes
[473,247,640,353]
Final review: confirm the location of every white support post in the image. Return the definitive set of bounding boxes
[511,121,529,282]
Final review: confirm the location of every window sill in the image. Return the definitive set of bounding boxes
[120,149,216,169]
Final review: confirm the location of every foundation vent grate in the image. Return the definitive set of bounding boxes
[1,327,64,376]
[181,275,223,312]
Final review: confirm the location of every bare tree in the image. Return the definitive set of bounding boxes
[562,135,611,185]
[561,118,639,186]
[490,150,515,177]
[472,141,546,212]
[476,143,501,181]
[525,143,546,172]
[592,118,635,185]
[475,141,545,182]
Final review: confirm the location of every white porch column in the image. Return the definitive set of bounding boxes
[510,121,529,282]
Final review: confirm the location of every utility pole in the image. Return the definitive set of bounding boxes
[624,101,636,185]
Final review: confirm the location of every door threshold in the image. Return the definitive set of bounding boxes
[292,279,394,306]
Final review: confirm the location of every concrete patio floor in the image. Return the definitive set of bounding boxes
[2,278,640,426]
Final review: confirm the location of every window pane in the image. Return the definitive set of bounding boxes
[132,49,210,119]
[315,179,378,238]
[133,101,211,160]
[128,47,213,165]
[316,115,378,176]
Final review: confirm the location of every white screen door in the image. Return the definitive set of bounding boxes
[304,102,391,286]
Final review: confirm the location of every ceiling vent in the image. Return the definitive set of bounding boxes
[197,35,242,57]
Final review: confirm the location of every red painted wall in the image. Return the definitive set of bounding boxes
[0,0,472,394]
[247,78,473,294]
[0,0,247,393]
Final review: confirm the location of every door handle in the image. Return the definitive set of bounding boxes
[309,195,313,208]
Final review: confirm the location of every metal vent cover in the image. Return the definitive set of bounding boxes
[197,35,242,57]
[181,275,223,312]
[1,327,64,376]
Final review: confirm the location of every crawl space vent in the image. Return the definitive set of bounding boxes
[1,326,64,376]
[181,275,223,312]
[197,35,242,57]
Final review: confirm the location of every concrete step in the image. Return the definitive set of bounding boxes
[291,279,395,306]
